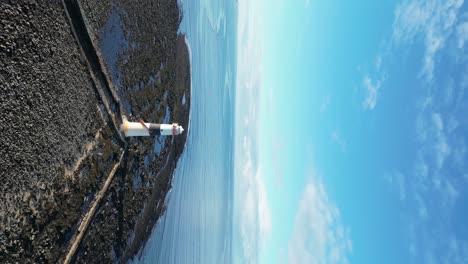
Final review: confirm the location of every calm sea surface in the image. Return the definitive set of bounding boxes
[132,0,237,263]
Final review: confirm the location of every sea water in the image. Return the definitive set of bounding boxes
[132,0,237,263]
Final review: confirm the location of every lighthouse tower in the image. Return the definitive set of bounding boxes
[120,116,184,137]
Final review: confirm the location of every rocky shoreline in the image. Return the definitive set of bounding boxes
[0,0,190,263]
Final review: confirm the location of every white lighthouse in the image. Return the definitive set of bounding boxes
[120,116,184,137]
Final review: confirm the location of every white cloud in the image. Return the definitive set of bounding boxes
[273,133,284,189]
[376,55,382,71]
[457,22,468,49]
[255,166,272,246]
[384,171,406,201]
[392,0,464,82]
[360,54,385,111]
[404,96,467,264]
[453,136,467,167]
[362,76,381,110]
[288,175,352,264]
[442,180,459,207]
[237,135,272,263]
[406,83,468,262]
[236,0,262,129]
[377,1,468,263]
[416,107,452,170]
[415,194,428,220]
[237,0,263,90]
[320,95,331,112]
[235,0,270,263]
[392,0,431,43]
[415,96,431,140]
[330,130,347,153]
[443,78,456,106]
[430,113,451,169]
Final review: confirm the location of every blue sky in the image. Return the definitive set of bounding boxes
[234,0,468,263]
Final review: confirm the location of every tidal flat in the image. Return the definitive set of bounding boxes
[0,1,190,263]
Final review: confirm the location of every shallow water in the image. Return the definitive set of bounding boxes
[99,6,128,88]
[131,0,237,263]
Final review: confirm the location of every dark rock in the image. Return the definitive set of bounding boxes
[1,0,190,263]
